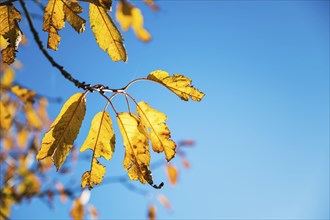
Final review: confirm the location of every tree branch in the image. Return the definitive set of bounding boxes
[0,0,17,6]
[18,0,93,91]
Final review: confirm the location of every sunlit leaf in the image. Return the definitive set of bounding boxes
[0,101,12,130]
[79,0,112,9]
[166,164,178,186]
[80,111,115,160]
[147,70,205,101]
[117,112,154,185]
[147,205,156,220]
[24,104,42,130]
[17,172,41,197]
[0,4,22,64]
[43,0,65,50]
[81,158,106,189]
[70,199,84,220]
[144,0,159,11]
[17,127,29,149]
[0,65,15,87]
[10,85,36,104]
[137,101,176,161]
[157,194,171,210]
[37,97,51,126]
[116,2,151,42]
[0,186,15,220]
[63,1,86,33]
[89,3,127,62]
[36,93,86,170]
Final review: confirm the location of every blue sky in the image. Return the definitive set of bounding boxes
[7,0,329,219]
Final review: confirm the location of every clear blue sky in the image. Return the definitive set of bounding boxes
[9,0,329,219]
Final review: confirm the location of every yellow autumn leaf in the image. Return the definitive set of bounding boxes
[36,92,86,170]
[81,158,106,189]
[0,186,15,220]
[63,1,86,33]
[37,97,51,126]
[17,127,29,148]
[89,3,127,62]
[17,172,41,197]
[147,70,205,102]
[79,0,112,9]
[166,164,178,186]
[70,198,84,220]
[137,101,176,162]
[10,85,36,104]
[117,112,154,185]
[24,104,42,130]
[0,101,12,130]
[147,205,156,220]
[80,111,115,160]
[0,4,22,64]
[0,35,8,49]
[0,65,15,87]
[116,2,151,42]
[43,0,65,50]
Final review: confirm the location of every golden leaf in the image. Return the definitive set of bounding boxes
[89,3,127,62]
[81,158,106,189]
[0,4,22,64]
[79,0,112,9]
[0,186,15,220]
[36,92,86,170]
[70,199,84,220]
[147,205,156,220]
[166,164,178,186]
[0,65,15,87]
[24,104,42,130]
[143,0,159,11]
[80,111,115,160]
[0,101,12,130]
[137,101,176,161]
[10,85,36,104]
[147,70,205,101]
[43,0,65,50]
[17,172,41,197]
[157,194,171,210]
[116,2,151,42]
[63,1,86,33]
[37,97,51,126]
[117,112,154,185]
[17,127,29,148]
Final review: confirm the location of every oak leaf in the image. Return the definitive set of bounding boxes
[81,158,106,189]
[63,1,86,33]
[0,4,22,64]
[36,93,86,170]
[43,0,65,50]
[137,101,176,161]
[116,2,151,42]
[147,70,205,101]
[117,112,154,185]
[89,3,127,62]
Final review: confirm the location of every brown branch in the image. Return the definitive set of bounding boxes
[18,0,94,91]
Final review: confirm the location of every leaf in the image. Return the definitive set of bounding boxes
[116,2,151,42]
[0,101,12,130]
[81,158,106,189]
[63,1,86,33]
[70,199,84,220]
[143,0,159,11]
[17,172,41,197]
[10,85,36,104]
[147,70,205,101]
[79,0,112,9]
[43,0,65,50]
[166,164,178,186]
[89,3,127,62]
[24,104,42,130]
[147,205,156,220]
[137,101,176,162]
[157,194,171,210]
[0,4,22,64]
[37,97,51,126]
[36,92,86,170]
[17,127,29,148]
[0,65,15,87]
[117,112,154,185]
[80,111,115,160]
